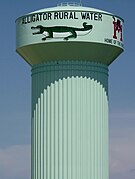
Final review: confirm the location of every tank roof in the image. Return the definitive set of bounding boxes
[27,5,112,15]
[16,4,124,23]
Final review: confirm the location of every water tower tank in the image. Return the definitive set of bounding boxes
[16,2,124,179]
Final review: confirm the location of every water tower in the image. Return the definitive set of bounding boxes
[16,2,124,179]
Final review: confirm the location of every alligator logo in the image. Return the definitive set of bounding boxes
[31,22,93,41]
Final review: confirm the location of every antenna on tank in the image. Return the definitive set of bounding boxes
[79,0,82,6]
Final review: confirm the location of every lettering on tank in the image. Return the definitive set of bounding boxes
[21,11,103,24]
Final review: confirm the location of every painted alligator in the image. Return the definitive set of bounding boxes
[31,22,93,40]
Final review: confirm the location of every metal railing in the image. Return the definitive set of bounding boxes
[57,2,82,7]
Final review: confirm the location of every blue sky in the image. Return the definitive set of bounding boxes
[0,0,135,179]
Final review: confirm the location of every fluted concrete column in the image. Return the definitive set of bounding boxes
[31,60,108,179]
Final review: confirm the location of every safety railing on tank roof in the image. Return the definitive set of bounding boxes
[57,2,82,7]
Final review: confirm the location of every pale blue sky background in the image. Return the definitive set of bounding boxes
[0,0,135,179]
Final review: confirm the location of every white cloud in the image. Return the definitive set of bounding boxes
[0,144,31,179]
[110,139,135,173]
[110,110,135,120]
[109,109,135,179]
